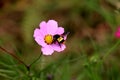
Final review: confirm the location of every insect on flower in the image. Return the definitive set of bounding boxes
[33,20,69,55]
[53,32,69,47]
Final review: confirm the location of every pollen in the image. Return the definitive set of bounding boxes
[44,34,53,44]
[57,37,64,42]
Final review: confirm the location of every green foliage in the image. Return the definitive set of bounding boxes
[0,0,120,80]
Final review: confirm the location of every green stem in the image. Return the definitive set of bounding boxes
[28,52,42,69]
[102,40,120,60]
[0,46,28,69]
[27,52,42,79]
[0,46,42,79]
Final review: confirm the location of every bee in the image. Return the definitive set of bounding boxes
[53,32,69,47]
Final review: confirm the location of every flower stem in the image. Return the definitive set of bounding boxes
[28,52,42,68]
[26,52,42,79]
[0,46,42,79]
[0,46,28,70]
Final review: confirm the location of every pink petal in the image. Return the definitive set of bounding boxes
[33,28,46,37]
[33,28,47,47]
[64,35,67,40]
[35,37,47,47]
[55,27,64,34]
[115,32,120,38]
[41,45,54,55]
[39,21,47,35]
[46,20,58,35]
[115,27,120,38]
[33,29,41,37]
[52,44,66,52]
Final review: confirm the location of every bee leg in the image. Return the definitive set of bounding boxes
[58,43,61,48]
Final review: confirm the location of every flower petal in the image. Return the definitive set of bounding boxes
[115,27,120,38]
[33,29,41,37]
[39,21,47,35]
[33,28,47,47]
[34,37,47,47]
[115,32,120,38]
[52,44,66,52]
[47,20,58,35]
[55,27,64,34]
[41,45,54,55]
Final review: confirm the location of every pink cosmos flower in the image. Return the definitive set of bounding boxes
[115,27,120,38]
[33,20,67,55]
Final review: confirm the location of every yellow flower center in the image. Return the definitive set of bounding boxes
[44,34,53,44]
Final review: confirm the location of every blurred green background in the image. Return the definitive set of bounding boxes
[0,0,120,80]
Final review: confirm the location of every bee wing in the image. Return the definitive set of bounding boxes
[63,32,70,40]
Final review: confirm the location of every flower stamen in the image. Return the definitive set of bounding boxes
[44,34,53,44]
